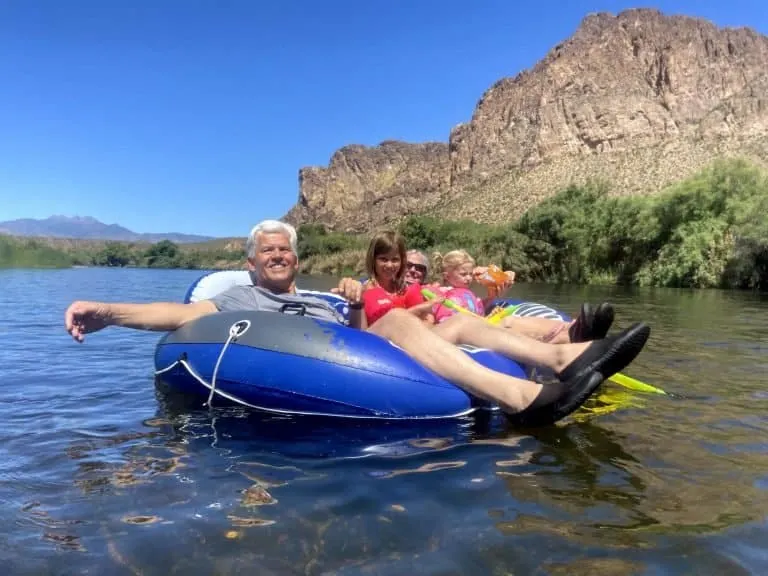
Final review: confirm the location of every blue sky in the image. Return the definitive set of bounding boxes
[0,0,766,238]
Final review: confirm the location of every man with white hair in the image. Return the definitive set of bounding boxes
[64,219,651,427]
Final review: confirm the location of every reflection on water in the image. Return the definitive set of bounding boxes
[1,268,768,574]
[48,401,768,574]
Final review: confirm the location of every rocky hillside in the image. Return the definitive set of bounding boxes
[284,141,451,233]
[284,8,768,231]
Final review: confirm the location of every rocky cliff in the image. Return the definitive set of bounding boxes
[284,140,451,232]
[284,8,768,231]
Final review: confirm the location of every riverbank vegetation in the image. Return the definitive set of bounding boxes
[0,236,76,268]
[297,158,768,290]
[2,158,766,290]
[0,236,245,271]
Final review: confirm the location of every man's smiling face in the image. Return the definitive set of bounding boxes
[247,231,299,291]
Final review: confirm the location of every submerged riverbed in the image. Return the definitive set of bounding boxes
[1,267,767,574]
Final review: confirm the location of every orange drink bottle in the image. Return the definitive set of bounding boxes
[476,264,512,287]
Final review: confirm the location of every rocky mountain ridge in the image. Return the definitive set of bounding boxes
[284,8,768,231]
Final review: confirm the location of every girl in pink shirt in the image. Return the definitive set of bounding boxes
[431,250,486,323]
[431,250,614,345]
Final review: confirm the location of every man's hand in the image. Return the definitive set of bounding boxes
[331,277,364,306]
[65,300,112,343]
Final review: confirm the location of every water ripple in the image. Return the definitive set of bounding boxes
[1,269,767,574]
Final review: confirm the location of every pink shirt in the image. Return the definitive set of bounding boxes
[432,286,484,323]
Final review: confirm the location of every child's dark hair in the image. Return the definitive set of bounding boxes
[366,230,407,289]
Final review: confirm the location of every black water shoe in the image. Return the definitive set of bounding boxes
[593,302,615,340]
[558,322,651,382]
[568,302,615,342]
[505,370,605,428]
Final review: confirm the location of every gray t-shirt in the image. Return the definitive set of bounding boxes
[208,285,347,325]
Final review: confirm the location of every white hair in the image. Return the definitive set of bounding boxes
[246,220,298,258]
[407,249,430,275]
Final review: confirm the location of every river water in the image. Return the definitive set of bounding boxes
[1,267,767,574]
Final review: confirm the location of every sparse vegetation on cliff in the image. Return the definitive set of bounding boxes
[297,158,768,291]
[285,9,768,234]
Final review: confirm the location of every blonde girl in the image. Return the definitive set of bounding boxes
[431,249,613,343]
[430,249,487,323]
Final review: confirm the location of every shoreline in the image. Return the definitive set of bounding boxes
[2,158,766,291]
[2,261,764,294]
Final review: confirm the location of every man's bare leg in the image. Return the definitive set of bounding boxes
[368,309,549,414]
[431,310,646,382]
[367,309,650,426]
[433,313,590,374]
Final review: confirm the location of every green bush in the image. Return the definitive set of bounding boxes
[296,224,365,260]
[391,158,768,289]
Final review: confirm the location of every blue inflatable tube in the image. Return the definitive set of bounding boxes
[154,309,531,419]
[153,271,569,420]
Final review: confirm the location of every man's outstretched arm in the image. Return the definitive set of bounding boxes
[65,299,218,342]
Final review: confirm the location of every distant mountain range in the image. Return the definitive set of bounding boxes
[0,215,215,243]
